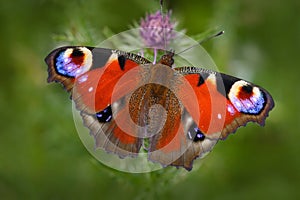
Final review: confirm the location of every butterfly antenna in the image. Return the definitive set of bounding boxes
[177,30,224,55]
[160,0,163,14]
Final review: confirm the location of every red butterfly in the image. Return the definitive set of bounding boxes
[45,46,274,170]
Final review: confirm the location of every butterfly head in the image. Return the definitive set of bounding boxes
[158,51,175,67]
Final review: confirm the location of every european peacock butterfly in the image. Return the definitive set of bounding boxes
[45,46,274,170]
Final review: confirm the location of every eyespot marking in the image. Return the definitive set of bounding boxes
[55,47,93,77]
[228,80,265,114]
[96,105,112,123]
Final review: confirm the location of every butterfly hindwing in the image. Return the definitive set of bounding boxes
[80,99,143,158]
[169,110,218,170]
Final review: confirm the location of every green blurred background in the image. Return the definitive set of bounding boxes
[1,0,299,199]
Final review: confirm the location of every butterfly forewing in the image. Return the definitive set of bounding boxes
[176,66,274,139]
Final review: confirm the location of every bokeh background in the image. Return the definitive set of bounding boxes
[1,0,299,199]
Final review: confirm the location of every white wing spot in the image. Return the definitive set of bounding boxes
[78,74,88,83]
[75,69,82,75]
[227,105,235,115]
[88,87,93,92]
[217,113,222,119]
[188,131,192,140]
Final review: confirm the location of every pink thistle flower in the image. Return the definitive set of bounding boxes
[140,11,177,63]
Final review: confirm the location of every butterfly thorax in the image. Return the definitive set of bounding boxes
[128,63,182,139]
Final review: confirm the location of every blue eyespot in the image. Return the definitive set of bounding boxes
[187,124,205,142]
[230,92,265,114]
[55,52,77,77]
[96,105,112,123]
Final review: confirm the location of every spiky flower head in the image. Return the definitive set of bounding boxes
[140,11,176,50]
